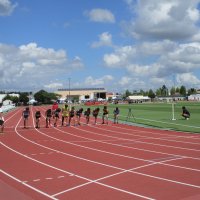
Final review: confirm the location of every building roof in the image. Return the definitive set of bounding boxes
[58,88,105,91]
[127,95,150,100]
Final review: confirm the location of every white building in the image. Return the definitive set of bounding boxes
[188,94,200,101]
[127,95,151,103]
[56,88,107,102]
[0,93,19,103]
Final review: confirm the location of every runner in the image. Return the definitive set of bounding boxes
[84,108,91,124]
[76,108,83,125]
[61,104,69,126]
[0,103,4,133]
[69,106,76,126]
[54,107,61,127]
[22,107,30,128]
[102,106,109,124]
[45,108,52,128]
[52,102,58,119]
[35,110,41,128]
[93,107,100,124]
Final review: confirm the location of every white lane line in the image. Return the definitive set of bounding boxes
[29,113,200,173]
[29,108,200,174]
[111,122,200,139]
[73,126,200,160]
[53,156,195,198]
[15,119,200,190]
[136,117,200,129]
[0,169,58,200]
[46,177,53,180]
[92,125,200,147]
[120,140,200,152]
[5,107,198,196]
[58,176,65,179]
[0,141,154,200]
[53,162,158,199]
[33,179,41,182]
[1,142,74,176]
[132,171,200,189]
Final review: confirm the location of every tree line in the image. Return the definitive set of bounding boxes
[1,85,198,104]
[123,85,197,99]
[2,90,60,105]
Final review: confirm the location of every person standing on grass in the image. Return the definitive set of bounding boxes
[181,106,190,120]
[61,104,69,126]
[35,110,41,128]
[45,108,52,128]
[113,107,120,124]
[22,107,30,128]
[102,105,109,124]
[0,103,5,133]
[93,107,100,124]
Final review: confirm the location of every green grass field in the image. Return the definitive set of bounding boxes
[80,102,200,133]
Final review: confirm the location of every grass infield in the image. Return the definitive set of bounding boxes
[79,102,200,134]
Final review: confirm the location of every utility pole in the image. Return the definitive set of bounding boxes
[171,74,176,120]
[68,78,71,103]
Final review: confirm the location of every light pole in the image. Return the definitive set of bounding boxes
[68,78,71,106]
[171,74,176,120]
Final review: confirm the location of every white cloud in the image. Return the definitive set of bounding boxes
[0,43,84,90]
[86,8,115,23]
[158,42,200,77]
[118,76,147,90]
[118,76,132,86]
[126,64,159,77]
[103,45,136,67]
[138,40,177,55]
[84,75,114,86]
[69,56,84,70]
[44,83,63,89]
[103,53,121,67]
[124,0,200,40]
[91,32,113,48]
[103,38,200,89]
[176,73,200,87]
[0,0,17,16]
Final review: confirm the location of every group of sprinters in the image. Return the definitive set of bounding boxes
[0,103,190,132]
[21,102,120,129]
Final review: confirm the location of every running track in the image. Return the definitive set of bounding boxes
[0,106,200,200]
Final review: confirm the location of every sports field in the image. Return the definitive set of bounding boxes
[82,102,200,134]
[1,105,200,199]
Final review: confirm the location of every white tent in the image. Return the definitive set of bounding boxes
[28,99,38,104]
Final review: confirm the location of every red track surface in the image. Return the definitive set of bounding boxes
[0,106,200,200]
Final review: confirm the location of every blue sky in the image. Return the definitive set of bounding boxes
[0,0,200,93]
